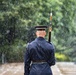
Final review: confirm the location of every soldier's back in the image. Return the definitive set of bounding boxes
[28,37,55,75]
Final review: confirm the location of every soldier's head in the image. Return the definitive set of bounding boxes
[35,25,47,38]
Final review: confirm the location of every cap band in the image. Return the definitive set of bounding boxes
[35,25,47,31]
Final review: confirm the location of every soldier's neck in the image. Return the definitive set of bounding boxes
[37,35,45,38]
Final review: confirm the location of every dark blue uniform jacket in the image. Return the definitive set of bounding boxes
[24,37,55,75]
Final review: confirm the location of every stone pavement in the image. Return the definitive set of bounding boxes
[0,62,76,75]
[52,65,63,75]
[0,63,24,75]
[52,64,63,75]
[57,62,76,75]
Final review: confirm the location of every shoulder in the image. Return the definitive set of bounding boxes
[26,40,36,48]
[49,42,54,46]
[26,43,30,49]
[46,41,55,48]
[46,41,53,45]
[29,40,36,45]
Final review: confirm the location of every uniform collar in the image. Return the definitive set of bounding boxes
[35,37,45,41]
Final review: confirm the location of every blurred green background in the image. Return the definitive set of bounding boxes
[0,0,76,63]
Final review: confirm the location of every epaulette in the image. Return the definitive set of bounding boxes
[46,41,52,44]
[47,41,55,47]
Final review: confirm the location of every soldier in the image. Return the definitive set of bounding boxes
[24,25,55,75]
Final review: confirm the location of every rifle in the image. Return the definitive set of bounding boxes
[48,12,52,43]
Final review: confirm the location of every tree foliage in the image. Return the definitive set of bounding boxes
[0,0,76,62]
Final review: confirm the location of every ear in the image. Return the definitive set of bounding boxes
[36,31,38,36]
[44,31,46,35]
